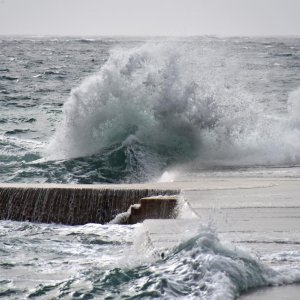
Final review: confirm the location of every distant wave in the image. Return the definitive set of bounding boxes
[45,42,300,182]
[0,75,19,81]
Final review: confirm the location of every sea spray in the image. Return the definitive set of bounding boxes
[288,87,300,126]
[45,43,206,161]
[44,41,300,184]
[2,37,300,184]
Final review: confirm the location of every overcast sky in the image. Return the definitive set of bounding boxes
[0,0,300,36]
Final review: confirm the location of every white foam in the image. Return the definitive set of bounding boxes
[157,170,179,183]
[45,42,300,169]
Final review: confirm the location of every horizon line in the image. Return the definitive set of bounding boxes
[1,33,300,39]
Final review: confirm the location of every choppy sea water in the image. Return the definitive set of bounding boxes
[1,220,300,299]
[1,36,300,299]
[1,36,300,184]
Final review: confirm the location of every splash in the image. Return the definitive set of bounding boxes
[45,42,300,182]
[2,220,300,299]
[66,226,300,300]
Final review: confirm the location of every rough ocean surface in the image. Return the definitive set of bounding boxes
[1,36,300,184]
[1,36,300,299]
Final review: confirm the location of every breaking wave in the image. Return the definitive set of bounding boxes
[45,42,300,182]
[123,228,300,300]
[4,221,299,299]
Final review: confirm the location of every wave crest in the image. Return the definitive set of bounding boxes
[45,42,300,181]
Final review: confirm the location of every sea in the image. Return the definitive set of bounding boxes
[1,36,300,299]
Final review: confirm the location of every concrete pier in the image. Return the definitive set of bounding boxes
[138,177,300,256]
[0,176,300,298]
[140,176,300,300]
[0,183,179,225]
[127,195,178,224]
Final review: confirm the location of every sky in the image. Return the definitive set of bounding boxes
[0,0,300,36]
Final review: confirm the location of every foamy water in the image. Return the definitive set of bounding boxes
[1,37,300,183]
[1,36,300,298]
[1,217,300,299]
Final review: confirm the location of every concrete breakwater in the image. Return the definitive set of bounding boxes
[0,184,180,225]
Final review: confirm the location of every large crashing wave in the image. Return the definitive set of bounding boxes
[45,42,300,182]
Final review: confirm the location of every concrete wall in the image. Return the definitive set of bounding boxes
[0,184,180,225]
